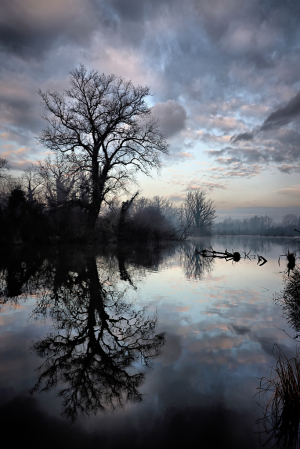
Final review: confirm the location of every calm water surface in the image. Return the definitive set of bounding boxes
[0,236,299,448]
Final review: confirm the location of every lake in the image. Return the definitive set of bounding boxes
[0,235,299,449]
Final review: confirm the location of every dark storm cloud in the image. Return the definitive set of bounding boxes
[206,149,226,157]
[207,146,267,166]
[0,88,43,132]
[152,100,187,137]
[260,91,300,131]
[230,132,254,143]
[0,0,98,58]
[107,0,173,22]
[231,91,300,143]
[277,164,294,174]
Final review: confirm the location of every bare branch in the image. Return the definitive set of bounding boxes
[38,66,168,229]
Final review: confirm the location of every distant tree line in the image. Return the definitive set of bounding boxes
[213,214,300,236]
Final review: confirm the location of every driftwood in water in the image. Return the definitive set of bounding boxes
[196,248,241,262]
[257,254,267,266]
[196,247,268,266]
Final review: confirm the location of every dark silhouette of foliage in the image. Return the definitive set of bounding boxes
[274,267,300,337]
[117,191,139,241]
[0,188,51,245]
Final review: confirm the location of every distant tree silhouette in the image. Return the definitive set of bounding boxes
[184,190,216,234]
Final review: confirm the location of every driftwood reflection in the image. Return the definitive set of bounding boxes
[30,252,165,422]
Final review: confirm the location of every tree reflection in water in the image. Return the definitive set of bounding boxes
[1,247,165,422]
[274,267,300,338]
[180,242,214,280]
[0,246,52,302]
[256,267,300,448]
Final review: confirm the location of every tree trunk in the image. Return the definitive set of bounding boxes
[88,155,109,231]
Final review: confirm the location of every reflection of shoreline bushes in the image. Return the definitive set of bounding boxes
[274,267,300,337]
[0,242,177,303]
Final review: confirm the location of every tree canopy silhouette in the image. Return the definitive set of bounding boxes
[38,65,168,229]
[184,190,216,234]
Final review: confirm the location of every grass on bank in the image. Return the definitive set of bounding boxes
[257,344,300,415]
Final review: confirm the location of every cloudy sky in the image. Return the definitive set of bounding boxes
[1,0,300,220]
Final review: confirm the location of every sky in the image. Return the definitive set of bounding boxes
[1,0,300,221]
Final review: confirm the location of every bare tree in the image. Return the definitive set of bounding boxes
[175,202,194,239]
[0,158,20,207]
[38,65,168,230]
[20,164,45,204]
[184,190,216,233]
[0,158,10,178]
[35,154,80,207]
[282,214,300,229]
